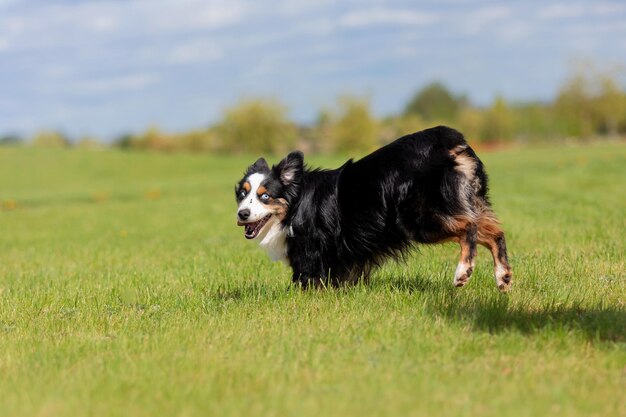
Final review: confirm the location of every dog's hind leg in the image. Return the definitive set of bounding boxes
[477,210,513,292]
[453,223,477,287]
[449,143,512,291]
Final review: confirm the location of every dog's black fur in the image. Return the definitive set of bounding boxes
[235,126,512,291]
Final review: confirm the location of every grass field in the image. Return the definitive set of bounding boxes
[0,142,625,417]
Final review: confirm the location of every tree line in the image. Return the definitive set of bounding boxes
[2,66,625,153]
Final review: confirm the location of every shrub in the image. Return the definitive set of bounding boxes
[31,130,70,148]
[216,98,296,154]
[404,82,464,123]
[327,95,378,153]
[481,96,514,142]
[76,136,105,150]
[178,130,217,152]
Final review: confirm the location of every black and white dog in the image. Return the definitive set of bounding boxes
[235,126,512,291]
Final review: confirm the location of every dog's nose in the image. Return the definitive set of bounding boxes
[238,209,250,221]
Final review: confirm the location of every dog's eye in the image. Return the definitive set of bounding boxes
[238,190,247,199]
[260,193,270,201]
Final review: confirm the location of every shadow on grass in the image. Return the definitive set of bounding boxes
[200,281,292,312]
[436,293,624,342]
[381,274,444,294]
[384,274,626,343]
[205,276,625,343]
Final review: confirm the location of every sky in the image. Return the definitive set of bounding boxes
[0,0,625,140]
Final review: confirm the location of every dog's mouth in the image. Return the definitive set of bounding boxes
[238,214,272,239]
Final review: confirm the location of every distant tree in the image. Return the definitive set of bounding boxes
[0,133,22,146]
[315,108,333,128]
[553,73,594,138]
[136,126,172,151]
[481,96,514,142]
[594,74,626,135]
[216,98,296,154]
[31,130,70,148]
[311,108,335,153]
[512,102,553,141]
[328,95,378,153]
[114,134,134,149]
[76,136,104,150]
[457,107,485,143]
[291,125,314,154]
[404,82,462,122]
[178,129,216,152]
[553,65,626,138]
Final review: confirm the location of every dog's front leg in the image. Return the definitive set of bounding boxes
[288,239,327,289]
[291,272,324,289]
[291,259,324,289]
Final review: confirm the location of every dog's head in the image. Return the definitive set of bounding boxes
[235,151,303,239]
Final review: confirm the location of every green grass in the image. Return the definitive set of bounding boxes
[0,143,625,417]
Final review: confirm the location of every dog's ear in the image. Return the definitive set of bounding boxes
[274,151,303,187]
[247,157,270,174]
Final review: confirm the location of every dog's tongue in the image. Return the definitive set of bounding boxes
[240,215,271,240]
[244,221,259,239]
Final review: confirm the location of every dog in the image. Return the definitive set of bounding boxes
[235,126,512,291]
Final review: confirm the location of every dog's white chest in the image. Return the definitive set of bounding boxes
[259,222,289,264]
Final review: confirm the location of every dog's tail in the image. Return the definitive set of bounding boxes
[449,141,489,203]
[446,131,502,243]
[422,126,488,202]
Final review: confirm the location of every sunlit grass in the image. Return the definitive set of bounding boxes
[0,142,624,417]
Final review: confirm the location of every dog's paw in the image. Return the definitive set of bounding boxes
[453,263,473,287]
[495,268,512,292]
[293,277,325,290]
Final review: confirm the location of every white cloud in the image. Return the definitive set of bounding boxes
[68,73,161,96]
[340,9,439,28]
[168,40,223,64]
[0,15,24,51]
[591,3,626,14]
[497,21,532,42]
[393,45,417,58]
[461,5,512,35]
[0,36,9,51]
[0,0,20,8]
[0,0,246,52]
[538,4,585,19]
[275,0,335,16]
[91,15,118,33]
[539,2,626,20]
[148,0,245,32]
[299,18,335,36]
[40,64,75,80]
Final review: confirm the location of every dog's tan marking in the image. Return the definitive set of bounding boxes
[243,182,251,192]
[268,197,288,220]
[257,185,267,196]
[453,224,477,287]
[477,209,502,242]
[256,197,290,264]
[475,208,513,292]
[439,214,471,234]
[449,145,479,218]
[454,152,477,179]
[450,144,468,155]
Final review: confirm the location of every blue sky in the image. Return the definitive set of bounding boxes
[1,0,625,140]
